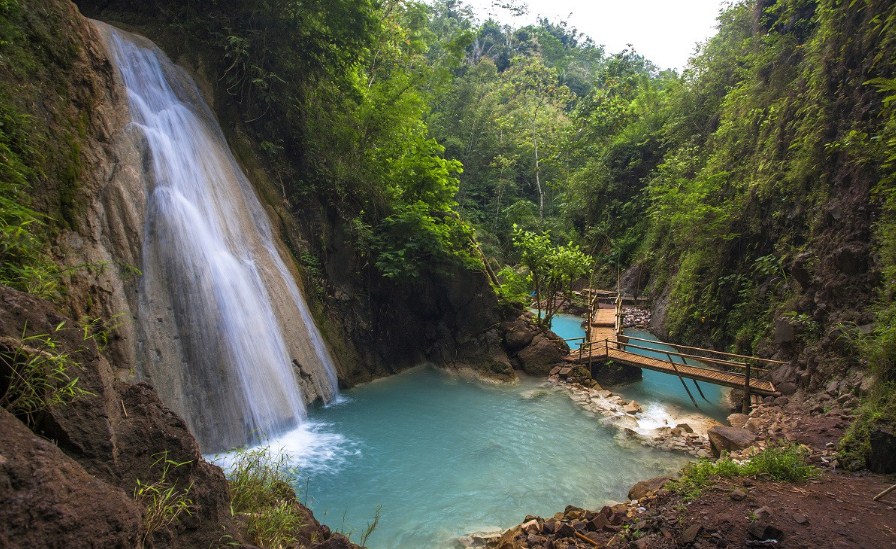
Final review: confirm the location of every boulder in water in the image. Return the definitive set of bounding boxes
[516,332,567,376]
[623,401,642,414]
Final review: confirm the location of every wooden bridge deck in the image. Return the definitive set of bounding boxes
[566,290,782,408]
[589,306,618,342]
[566,344,778,396]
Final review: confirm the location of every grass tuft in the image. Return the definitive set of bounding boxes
[0,322,92,426]
[669,444,818,501]
[227,446,305,549]
[133,452,194,545]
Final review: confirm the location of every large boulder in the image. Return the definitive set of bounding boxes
[727,413,749,429]
[591,362,642,386]
[516,332,567,376]
[503,317,538,354]
[774,317,797,344]
[707,425,758,457]
[0,409,142,548]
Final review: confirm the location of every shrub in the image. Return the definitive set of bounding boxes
[839,382,896,470]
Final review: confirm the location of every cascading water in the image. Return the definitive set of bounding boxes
[99,24,339,452]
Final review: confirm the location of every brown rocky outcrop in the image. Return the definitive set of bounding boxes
[0,284,235,547]
[628,476,671,501]
[0,408,143,549]
[1,281,359,548]
[502,316,539,354]
[869,428,896,474]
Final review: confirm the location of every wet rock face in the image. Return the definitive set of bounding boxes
[0,282,359,548]
[0,285,235,548]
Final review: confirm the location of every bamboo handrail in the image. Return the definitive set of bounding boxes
[608,341,769,374]
[622,335,788,366]
[572,337,777,396]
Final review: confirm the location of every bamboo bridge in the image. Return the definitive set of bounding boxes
[564,292,783,411]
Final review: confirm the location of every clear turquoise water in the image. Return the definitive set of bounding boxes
[546,313,587,345]
[250,367,689,548]
[617,329,731,423]
[211,314,731,548]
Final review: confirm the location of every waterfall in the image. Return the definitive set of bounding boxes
[100,24,339,452]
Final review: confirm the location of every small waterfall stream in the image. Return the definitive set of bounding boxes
[101,25,339,452]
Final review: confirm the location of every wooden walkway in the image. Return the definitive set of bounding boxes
[589,306,619,342]
[567,341,779,396]
[567,290,782,407]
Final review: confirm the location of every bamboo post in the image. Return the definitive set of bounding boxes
[742,362,752,413]
[692,378,711,403]
[874,484,896,502]
[666,351,700,409]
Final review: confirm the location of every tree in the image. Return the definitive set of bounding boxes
[502,57,573,223]
[512,226,591,327]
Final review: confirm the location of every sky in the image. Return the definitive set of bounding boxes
[459,0,732,71]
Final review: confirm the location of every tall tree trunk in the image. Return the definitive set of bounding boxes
[533,119,544,223]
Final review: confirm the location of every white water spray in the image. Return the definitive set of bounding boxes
[101,24,339,452]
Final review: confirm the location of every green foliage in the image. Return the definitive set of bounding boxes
[839,382,896,470]
[669,444,818,501]
[426,12,594,261]
[0,0,100,300]
[745,444,819,481]
[372,202,478,279]
[359,505,382,548]
[512,226,591,326]
[133,452,194,545]
[81,313,125,352]
[245,500,305,549]
[626,0,895,352]
[0,90,59,298]
[837,3,896,470]
[226,446,305,549]
[494,265,530,304]
[0,323,92,426]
